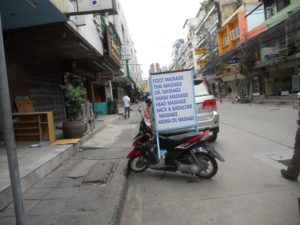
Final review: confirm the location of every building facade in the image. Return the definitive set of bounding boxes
[0,0,142,131]
[255,0,300,98]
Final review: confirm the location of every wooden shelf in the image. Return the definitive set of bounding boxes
[14,121,39,125]
[15,133,40,137]
[12,112,55,143]
[14,127,39,130]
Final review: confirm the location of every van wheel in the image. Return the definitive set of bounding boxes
[210,132,218,142]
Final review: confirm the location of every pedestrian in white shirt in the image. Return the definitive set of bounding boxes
[122,93,131,119]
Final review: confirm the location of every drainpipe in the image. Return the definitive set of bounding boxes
[125,59,130,78]
[0,13,25,225]
[109,81,113,101]
[125,59,132,96]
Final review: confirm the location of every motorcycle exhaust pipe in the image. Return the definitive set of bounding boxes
[178,163,200,175]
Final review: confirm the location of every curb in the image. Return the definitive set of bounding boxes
[81,113,129,225]
[109,158,129,225]
[0,143,79,210]
[0,114,123,211]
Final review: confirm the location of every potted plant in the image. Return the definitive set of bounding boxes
[62,84,87,138]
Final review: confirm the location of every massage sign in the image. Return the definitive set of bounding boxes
[150,70,197,132]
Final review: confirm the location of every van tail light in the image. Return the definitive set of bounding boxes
[202,99,216,110]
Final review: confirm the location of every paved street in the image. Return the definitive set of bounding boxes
[0,107,140,225]
[120,102,300,225]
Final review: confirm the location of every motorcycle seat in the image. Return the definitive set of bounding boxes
[159,131,201,150]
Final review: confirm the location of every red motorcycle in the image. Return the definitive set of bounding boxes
[127,111,224,179]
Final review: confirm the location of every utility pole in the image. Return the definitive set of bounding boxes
[0,13,25,225]
[199,25,221,102]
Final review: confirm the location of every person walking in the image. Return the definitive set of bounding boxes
[122,93,131,119]
[281,94,300,181]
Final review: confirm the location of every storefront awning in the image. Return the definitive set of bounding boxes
[0,0,67,30]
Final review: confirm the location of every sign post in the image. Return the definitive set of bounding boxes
[150,70,197,157]
[0,13,25,225]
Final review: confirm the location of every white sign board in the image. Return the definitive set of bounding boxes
[72,0,117,15]
[150,70,197,132]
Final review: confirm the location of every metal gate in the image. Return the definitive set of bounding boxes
[29,71,65,122]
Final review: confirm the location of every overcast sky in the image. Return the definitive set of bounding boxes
[120,0,201,79]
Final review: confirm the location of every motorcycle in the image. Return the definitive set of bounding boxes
[127,109,224,179]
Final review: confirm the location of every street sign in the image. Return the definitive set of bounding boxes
[121,46,131,60]
[195,48,208,55]
[197,58,208,65]
[150,70,197,132]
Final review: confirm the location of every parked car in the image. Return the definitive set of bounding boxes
[160,80,219,142]
[194,80,219,141]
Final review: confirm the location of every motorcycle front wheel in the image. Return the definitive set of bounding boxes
[195,153,218,179]
[128,156,149,172]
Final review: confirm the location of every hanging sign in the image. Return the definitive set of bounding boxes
[195,48,208,55]
[150,70,197,132]
[197,58,208,65]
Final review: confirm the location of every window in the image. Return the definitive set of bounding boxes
[230,27,240,40]
[276,0,290,12]
[223,36,229,47]
[265,0,290,19]
[265,5,275,19]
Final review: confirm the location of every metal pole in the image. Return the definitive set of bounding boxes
[0,13,25,225]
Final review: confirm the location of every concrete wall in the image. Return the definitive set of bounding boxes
[246,3,265,31]
[67,14,104,56]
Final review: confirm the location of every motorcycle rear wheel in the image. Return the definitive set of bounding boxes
[128,156,149,172]
[195,153,218,179]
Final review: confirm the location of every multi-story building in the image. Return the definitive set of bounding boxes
[171,0,240,94]
[182,19,197,75]
[216,0,300,100]
[0,0,141,127]
[111,2,143,102]
[217,0,265,98]
[169,39,185,71]
[254,0,300,98]
[192,0,221,94]
[149,63,162,74]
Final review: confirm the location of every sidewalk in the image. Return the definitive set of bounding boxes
[0,113,121,212]
[220,94,297,107]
